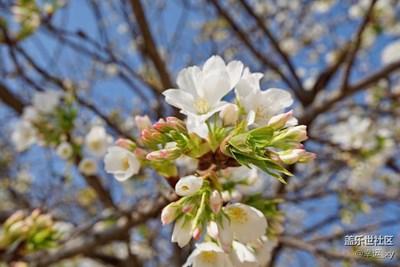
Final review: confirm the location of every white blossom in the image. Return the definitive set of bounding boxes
[224,203,268,244]
[78,158,98,176]
[163,55,243,138]
[85,125,113,157]
[11,121,38,152]
[104,146,140,181]
[32,90,61,114]
[175,175,203,196]
[183,242,232,267]
[235,69,294,127]
[381,40,400,65]
[56,141,73,160]
[22,106,40,123]
[328,115,373,149]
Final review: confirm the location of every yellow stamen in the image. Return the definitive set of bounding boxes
[195,98,209,114]
[122,157,130,170]
[226,206,248,224]
[199,251,217,263]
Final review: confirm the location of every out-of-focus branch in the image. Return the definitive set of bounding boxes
[340,0,377,91]
[207,0,302,101]
[25,193,177,266]
[0,82,24,115]
[300,60,400,126]
[130,0,173,90]
[238,0,303,93]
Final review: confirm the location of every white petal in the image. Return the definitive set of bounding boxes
[227,60,244,88]
[218,216,234,252]
[201,70,232,106]
[260,88,293,112]
[172,216,192,248]
[176,66,203,96]
[186,116,209,138]
[225,203,267,244]
[163,89,196,114]
[202,55,226,73]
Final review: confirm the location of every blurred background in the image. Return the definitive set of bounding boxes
[0,0,399,266]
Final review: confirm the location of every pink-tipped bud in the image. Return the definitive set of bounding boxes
[283,125,308,142]
[153,117,187,133]
[30,208,41,219]
[116,138,137,151]
[209,190,223,214]
[134,148,148,160]
[161,203,178,226]
[135,115,152,132]
[182,204,194,213]
[141,129,170,146]
[4,210,24,228]
[298,152,317,163]
[278,149,314,164]
[268,151,282,163]
[192,225,203,240]
[146,147,182,162]
[207,221,219,240]
[267,110,293,130]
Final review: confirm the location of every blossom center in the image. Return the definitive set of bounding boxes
[199,251,217,263]
[180,185,190,191]
[83,162,94,170]
[122,157,130,171]
[90,140,102,151]
[255,106,269,119]
[195,98,209,114]
[226,207,248,224]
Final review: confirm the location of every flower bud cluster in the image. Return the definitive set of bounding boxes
[0,209,60,253]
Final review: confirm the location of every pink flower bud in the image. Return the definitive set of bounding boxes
[182,204,194,213]
[267,110,293,130]
[4,210,24,228]
[133,148,148,159]
[209,190,223,214]
[146,147,182,162]
[284,125,308,142]
[298,152,317,163]
[279,149,315,164]
[135,115,152,132]
[141,129,170,146]
[153,117,187,133]
[161,203,178,225]
[116,138,137,151]
[192,225,203,240]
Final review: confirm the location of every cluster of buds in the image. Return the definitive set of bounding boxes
[140,117,210,162]
[224,110,315,182]
[0,209,60,254]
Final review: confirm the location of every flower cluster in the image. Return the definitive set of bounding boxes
[11,89,115,177]
[0,210,61,254]
[4,0,63,42]
[104,56,315,266]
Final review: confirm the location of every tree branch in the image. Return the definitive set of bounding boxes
[130,0,174,90]
[300,60,400,126]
